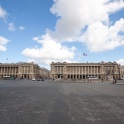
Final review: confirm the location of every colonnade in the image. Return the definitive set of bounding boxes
[0,66,18,78]
[0,67,18,75]
[53,66,101,79]
[0,63,50,79]
[66,66,100,74]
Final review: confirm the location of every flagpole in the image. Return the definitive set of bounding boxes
[82,55,84,63]
[6,58,8,63]
[83,53,87,63]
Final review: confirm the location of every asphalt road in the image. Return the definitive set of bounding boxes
[0,79,124,124]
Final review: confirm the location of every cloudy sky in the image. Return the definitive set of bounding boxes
[0,0,124,69]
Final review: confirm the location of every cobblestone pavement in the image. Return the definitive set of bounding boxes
[0,79,124,124]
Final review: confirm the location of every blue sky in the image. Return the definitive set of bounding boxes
[0,0,124,69]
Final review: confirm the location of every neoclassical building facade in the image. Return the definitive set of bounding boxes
[51,62,120,80]
[120,66,124,79]
[0,62,49,79]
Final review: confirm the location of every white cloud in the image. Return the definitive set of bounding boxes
[8,23,16,32]
[117,59,124,65]
[22,0,124,65]
[0,6,7,20]
[19,26,25,30]
[0,45,6,51]
[21,33,76,65]
[81,18,124,52]
[0,36,10,51]
[50,0,124,42]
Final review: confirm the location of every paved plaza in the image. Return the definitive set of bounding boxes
[0,79,124,124]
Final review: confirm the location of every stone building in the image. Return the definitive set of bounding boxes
[120,66,124,79]
[0,62,49,79]
[40,67,50,79]
[51,61,120,80]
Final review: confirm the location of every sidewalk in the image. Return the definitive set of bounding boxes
[54,79,124,84]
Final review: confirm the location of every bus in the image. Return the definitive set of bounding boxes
[2,75,14,80]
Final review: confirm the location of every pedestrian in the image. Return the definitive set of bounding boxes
[113,77,117,84]
[113,76,115,84]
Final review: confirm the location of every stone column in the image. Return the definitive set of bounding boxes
[14,67,16,74]
[14,67,15,74]
[89,66,91,75]
[12,67,14,74]
[9,67,10,75]
[91,66,93,75]
[75,74,77,79]
[87,66,89,76]
[96,66,98,74]
[94,66,95,75]
[77,67,78,79]
[60,66,61,74]
[83,66,84,79]
[4,67,5,74]
[76,66,77,75]
[3,67,4,74]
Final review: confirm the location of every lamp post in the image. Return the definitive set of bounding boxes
[112,69,117,84]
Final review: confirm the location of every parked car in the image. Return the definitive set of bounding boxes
[41,78,44,81]
[32,78,35,81]
[37,78,40,81]
[118,78,124,80]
